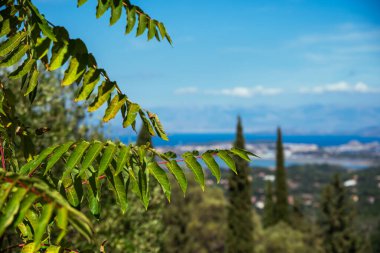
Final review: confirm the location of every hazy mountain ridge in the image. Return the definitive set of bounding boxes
[146,104,380,135]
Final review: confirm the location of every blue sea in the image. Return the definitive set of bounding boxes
[120,133,380,147]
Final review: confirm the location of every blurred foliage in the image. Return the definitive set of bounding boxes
[319,174,364,253]
[163,178,227,253]
[0,69,103,155]
[371,220,380,253]
[255,222,320,253]
[70,183,165,253]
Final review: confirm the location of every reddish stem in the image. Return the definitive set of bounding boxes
[0,143,6,171]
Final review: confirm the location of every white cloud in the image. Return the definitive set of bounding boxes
[218,86,282,97]
[299,81,380,94]
[174,86,199,94]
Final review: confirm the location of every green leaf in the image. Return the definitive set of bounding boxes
[55,207,68,243]
[16,223,31,241]
[148,161,171,201]
[125,6,136,34]
[85,175,100,217]
[75,68,101,101]
[113,172,129,213]
[154,28,161,41]
[201,152,221,183]
[56,207,68,231]
[103,94,127,122]
[110,0,122,26]
[64,141,90,175]
[25,210,39,234]
[123,103,140,128]
[105,168,128,213]
[98,142,116,176]
[137,168,150,209]
[183,153,205,191]
[148,112,168,141]
[46,245,62,253]
[0,18,11,37]
[44,141,75,175]
[165,33,173,45]
[27,1,57,42]
[217,150,236,174]
[0,44,29,67]
[21,243,35,253]
[0,31,26,57]
[37,21,57,42]
[166,160,187,195]
[12,194,38,228]
[62,54,87,86]
[0,182,15,210]
[115,144,131,175]
[24,67,39,96]
[157,22,166,40]
[19,144,59,175]
[77,0,88,7]
[88,81,115,112]
[136,13,147,36]
[96,0,110,18]
[0,188,27,236]
[231,147,258,160]
[139,110,155,136]
[49,42,70,71]
[28,85,38,104]
[9,57,35,80]
[78,141,104,177]
[33,203,55,252]
[67,215,92,242]
[148,19,156,41]
[34,37,51,59]
[62,175,80,207]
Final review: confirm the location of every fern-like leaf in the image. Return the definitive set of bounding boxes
[0,171,93,249]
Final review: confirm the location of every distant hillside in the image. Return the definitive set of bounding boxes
[215,164,380,218]
[137,104,380,134]
[356,126,380,137]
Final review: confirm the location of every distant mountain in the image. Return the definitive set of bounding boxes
[355,126,380,137]
[145,104,380,135]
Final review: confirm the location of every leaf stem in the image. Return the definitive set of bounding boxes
[0,143,6,171]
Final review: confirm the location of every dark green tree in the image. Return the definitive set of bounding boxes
[263,180,275,228]
[136,124,152,147]
[319,174,363,253]
[226,116,254,253]
[274,127,289,223]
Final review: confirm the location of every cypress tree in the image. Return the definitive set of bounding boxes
[226,116,254,253]
[136,123,152,146]
[371,220,380,253]
[273,127,289,223]
[319,174,363,253]
[263,180,275,228]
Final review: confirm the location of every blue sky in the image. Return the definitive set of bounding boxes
[35,0,380,133]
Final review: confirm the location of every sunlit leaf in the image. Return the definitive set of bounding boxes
[183,152,205,191]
